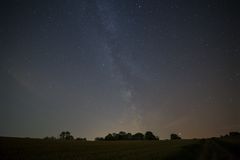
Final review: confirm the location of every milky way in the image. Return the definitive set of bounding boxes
[0,0,240,139]
[96,0,143,131]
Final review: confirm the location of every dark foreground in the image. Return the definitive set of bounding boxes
[0,137,239,160]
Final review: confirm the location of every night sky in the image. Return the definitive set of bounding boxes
[0,0,240,140]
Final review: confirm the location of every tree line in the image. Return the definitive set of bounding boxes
[95,131,160,141]
[44,131,240,141]
[44,131,87,141]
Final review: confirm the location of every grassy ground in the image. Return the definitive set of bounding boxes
[0,137,239,160]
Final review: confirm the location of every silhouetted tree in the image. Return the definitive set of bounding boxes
[65,131,70,137]
[170,133,181,140]
[95,137,104,141]
[229,132,240,137]
[60,131,66,139]
[145,131,157,140]
[126,133,132,140]
[132,133,144,140]
[67,135,74,140]
[112,133,120,140]
[59,131,74,140]
[118,131,127,140]
[119,131,126,135]
[102,131,158,141]
[105,133,114,140]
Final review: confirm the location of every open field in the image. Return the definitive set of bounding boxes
[0,137,239,160]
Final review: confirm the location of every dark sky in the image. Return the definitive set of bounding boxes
[0,0,240,140]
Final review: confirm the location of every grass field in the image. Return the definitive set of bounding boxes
[0,137,239,160]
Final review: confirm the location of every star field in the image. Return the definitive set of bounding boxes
[0,0,240,139]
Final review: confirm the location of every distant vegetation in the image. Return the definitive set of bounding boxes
[96,131,159,141]
[43,131,240,141]
[1,131,240,160]
[44,131,87,141]
[170,133,181,140]
[59,131,74,140]
[45,131,161,141]
[229,131,240,137]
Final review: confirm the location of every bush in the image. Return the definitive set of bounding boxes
[170,133,181,140]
